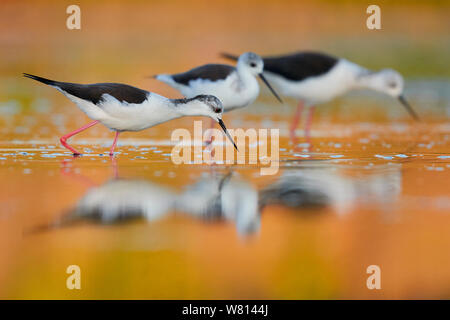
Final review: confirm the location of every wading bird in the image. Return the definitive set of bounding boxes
[154,52,283,134]
[24,73,237,155]
[221,51,420,145]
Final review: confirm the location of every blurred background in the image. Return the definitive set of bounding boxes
[0,0,450,299]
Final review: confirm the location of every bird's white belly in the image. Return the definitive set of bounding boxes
[99,108,176,131]
[70,94,179,131]
[264,60,360,105]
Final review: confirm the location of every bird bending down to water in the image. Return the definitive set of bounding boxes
[154,52,283,140]
[24,73,237,155]
[221,51,420,146]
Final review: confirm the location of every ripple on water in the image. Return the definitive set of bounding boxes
[375,154,394,160]
[293,154,311,158]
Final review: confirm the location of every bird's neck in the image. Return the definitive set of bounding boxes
[168,98,204,117]
[144,93,185,121]
[354,69,384,91]
[236,66,258,91]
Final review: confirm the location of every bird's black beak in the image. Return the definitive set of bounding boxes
[218,119,238,151]
[259,73,283,103]
[398,95,420,121]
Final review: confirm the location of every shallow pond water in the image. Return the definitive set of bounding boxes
[1,101,450,299]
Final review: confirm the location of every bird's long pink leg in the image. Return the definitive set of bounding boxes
[60,120,100,155]
[290,101,304,146]
[109,131,120,156]
[305,105,315,147]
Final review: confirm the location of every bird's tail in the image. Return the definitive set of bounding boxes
[23,73,59,86]
[153,74,177,86]
[220,52,239,61]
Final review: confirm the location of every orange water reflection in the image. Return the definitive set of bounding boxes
[1,118,450,299]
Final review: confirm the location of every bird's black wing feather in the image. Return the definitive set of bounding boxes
[172,64,235,85]
[24,73,149,105]
[263,52,339,82]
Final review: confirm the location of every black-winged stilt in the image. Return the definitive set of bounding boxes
[154,52,283,113]
[221,51,420,145]
[24,73,237,155]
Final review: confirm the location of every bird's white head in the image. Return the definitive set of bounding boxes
[236,52,283,103]
[173,95,238,150]
[358,68,419,121]
[237,52,264,75]
[374,69,405,98]
[175,94,224,121]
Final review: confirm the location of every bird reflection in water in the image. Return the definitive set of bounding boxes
[39,167,260,236]
[32,162,402,236]
[74,179,175,223]
[176,171,260,234]
[260,163,402,215]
